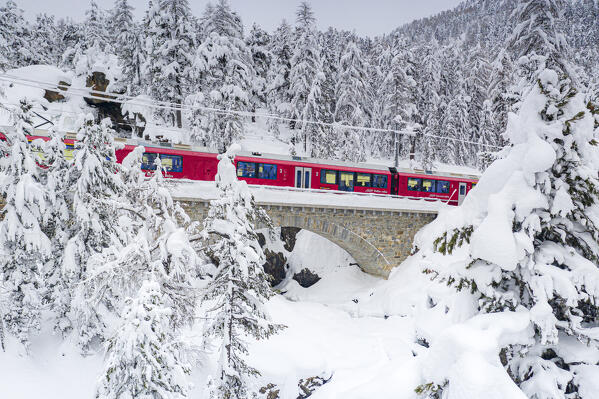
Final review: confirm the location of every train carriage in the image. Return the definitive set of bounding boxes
[0,126,479,206]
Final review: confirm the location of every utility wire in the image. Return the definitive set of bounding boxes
[0,73,503,150]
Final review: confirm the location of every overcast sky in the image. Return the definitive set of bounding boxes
[14,0,464,36]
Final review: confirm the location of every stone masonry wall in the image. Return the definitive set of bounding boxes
[178,198,437,279]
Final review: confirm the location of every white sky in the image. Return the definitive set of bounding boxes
[14,0,464,36]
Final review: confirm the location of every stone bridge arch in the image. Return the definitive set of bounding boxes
[255,212,391,277]
[177,198,437,278]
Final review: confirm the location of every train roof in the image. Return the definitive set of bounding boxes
[0,125,481,181]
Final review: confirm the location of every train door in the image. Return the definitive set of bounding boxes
[294,167,312,189]
[389,169,399,195]
[458,182,467,205]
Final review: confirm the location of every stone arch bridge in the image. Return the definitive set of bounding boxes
[177,197,437,278]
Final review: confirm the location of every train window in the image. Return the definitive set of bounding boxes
[373,174,388,188]
[471,183,477,189]
[160,154,183,172]
[356,173,371,187]
[237,161,256,178]
[339,172,355,192]
[436,180,450,194]
[258,163,277,180]
[320,169,337,184]
[407,178,421,191]
[422,179,436,193]
[142,153,183,173]
[142,153,158,170]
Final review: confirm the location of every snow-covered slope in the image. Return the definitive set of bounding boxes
[0,228,454,399]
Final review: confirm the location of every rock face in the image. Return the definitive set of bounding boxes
[85,71,116,104]
[263,248,287,286]
[44,80,70,103]
[81,71,146,136]
[258,227,303,287]
[292,268,321,288]
[281,227,301,252]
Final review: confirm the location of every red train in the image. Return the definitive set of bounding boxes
[2,128,479,206]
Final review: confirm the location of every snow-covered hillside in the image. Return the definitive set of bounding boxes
[0,230,469,399]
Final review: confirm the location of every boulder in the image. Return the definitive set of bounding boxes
[297,375,332,398]
[292,268,321,288]
[82,71,145,135]
[259,384,280,399]
[85,71,118,105]
[44,80,70,103]
[281,227,301,252]
[263,248,287,287]
[257,232,288,287]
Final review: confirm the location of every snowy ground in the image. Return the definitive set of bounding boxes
[0,230,459,399]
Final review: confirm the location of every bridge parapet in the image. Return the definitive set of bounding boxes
[177,197,437,278]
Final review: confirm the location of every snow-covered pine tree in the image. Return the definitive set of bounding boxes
[320,27,341,127]
[246,23,271,120]
[40,128,75,336]
[335,39,372,162]
[0,1,34,70]
[83,147,199,330]
[188,0,253,151]
[489,49,518,139]
[144,0,195,128]
[0,100,51,351]
[111,0,143,93]
[96,280,190,399]
[264,19,293,135]
[464,46,493,165]
[414,43,442,168]
[417,0,599,396]
[378,38,418,160]
[67,116,129,350]
[83,0,110,51]
[57,17,85,70]
[30,14,61,66]
[288,2,322,153]
[441,89,470,165]
[201,145,283,399]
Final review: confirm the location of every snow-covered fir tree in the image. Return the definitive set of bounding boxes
[111,0,143,93]
[30,14,61,66]
[246,23,271,119]
[417,0,599,396]
[264,19,293,134]
[40,128,75,336]
[377,39,418,159]
[0,101,51,351]
[187,0,253,151]
[288,2,323,153]
[78,147,199,337]
[144,0,195,128]
[67,116,129,350]
[201,145,283,399]
[335,39,372,162]
[0,1,34,70]
[96,280,190,399]
[83,0,110,51]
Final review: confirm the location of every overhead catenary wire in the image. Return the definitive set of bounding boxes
[0,73,503,150]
